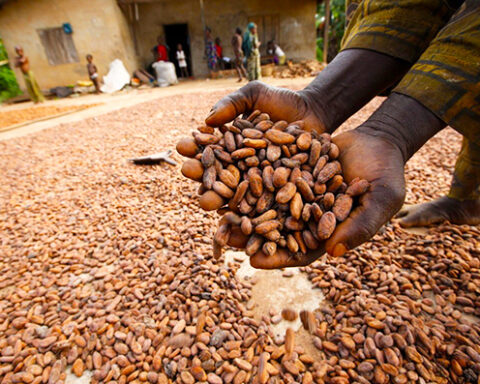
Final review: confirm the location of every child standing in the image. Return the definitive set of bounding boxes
[86,54,100,93]
[176,44,189,79]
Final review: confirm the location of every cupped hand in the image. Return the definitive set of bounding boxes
[248,128,407,269]
[206,81,327,133]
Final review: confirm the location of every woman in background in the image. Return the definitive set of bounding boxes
[243,22,261,81]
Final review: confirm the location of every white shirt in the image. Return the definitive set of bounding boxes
[176,50,187,67]
[275,46,285,57]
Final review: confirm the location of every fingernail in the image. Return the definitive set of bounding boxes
[332,243,347,257]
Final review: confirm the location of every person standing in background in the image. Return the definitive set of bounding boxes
[243,22,261,81]
[215,38,224,70]
[14,46,44,103]
[153,36,169,62]
[205,28,217,75]
[231,27,247,82]
[176,44,189,79]
[86,54,100,93]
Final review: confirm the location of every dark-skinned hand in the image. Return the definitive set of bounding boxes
[229,129,406,269]
[206,81,327,133]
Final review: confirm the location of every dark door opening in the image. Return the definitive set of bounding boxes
[164,23,192,78]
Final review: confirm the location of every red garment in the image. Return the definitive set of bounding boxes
[215,44,223,58]
[156,45,168,61]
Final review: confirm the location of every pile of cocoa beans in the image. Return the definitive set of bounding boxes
[177,110,370,258]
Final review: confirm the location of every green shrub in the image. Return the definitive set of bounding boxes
[0,38,21,102]
[316,0,346,62]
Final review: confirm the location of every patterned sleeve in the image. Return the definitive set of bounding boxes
[341,0,463,63]
[393,1,480,138]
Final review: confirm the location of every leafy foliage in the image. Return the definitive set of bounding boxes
[316,0,346,62]
[0,38,21,103]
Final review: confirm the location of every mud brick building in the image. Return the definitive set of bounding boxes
[0,0,317,88]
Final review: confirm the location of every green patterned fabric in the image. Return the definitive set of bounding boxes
[23,70,44,103]
[343,0,480,201]
[247,53,261,81]
[342,0,460,63]
[393,3,480,140]
[449,137,480,200]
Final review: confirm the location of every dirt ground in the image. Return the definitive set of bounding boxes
[0,78,479,383]
[0,77,312,141]
[0,105,96,131]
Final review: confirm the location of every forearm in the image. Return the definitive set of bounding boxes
[357,93,446,162]
[299,49,411,132]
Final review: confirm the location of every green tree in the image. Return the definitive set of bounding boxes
[0,38,21,103]
[316,0,346,62]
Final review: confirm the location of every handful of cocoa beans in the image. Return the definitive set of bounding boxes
[177,110,370,259]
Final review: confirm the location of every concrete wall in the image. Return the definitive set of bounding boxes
[134,0,317,77]
[0,0,139,89]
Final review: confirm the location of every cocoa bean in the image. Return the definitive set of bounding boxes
[276,182,297,204]
[332,194,353,222]
[201,146,215,167]
[246,235,263,256]
[346,179,370,196]
[256,191,275,214]
[229,180,249,210]
[302,203,312,222]
[272,120,288,131]
[309,139,322,166]
[181,159,204,181]
[285,217,305,231]
[201,166,216,190]
[262,242,277,256]
[265,130,295,145]
[327,174,343,193]
[273,167,290,188]
[262,166,275,192]
[255,220,281,235]
[176,137,199,157]
[255,120,274,132]
[312,155,328,179]
[289,167,302,184]
[248,172,263,197]
[287,234,299,253]
[262,230,279,242]
[328,143,340,159]
[297,132,312,151]
[296,178,315,202]
[317,212,336,240]
[244,138,267,149]
[199,191,224,211]
[224,131,236,152]
[303,230,319,250]
[266,144,282,162]
[214,148,233,163]
[231,148,256,160]
[193,132,220,145]
[290,193,304,220]
[323,192,335,210]
[317,161,342,183]
[213,181,234,199]
[218,169,238,189]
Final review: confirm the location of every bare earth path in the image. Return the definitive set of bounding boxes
[0,79,479,383]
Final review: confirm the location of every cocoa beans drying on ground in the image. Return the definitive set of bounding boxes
[177,110,370,258]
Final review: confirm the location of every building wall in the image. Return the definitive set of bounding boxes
[0,0,139,89]
[135,0,316,77]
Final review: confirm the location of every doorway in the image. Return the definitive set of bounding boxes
[164,23,192,78]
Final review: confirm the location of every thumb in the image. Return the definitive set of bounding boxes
[325,181,405,257]
[205,83,261,127]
